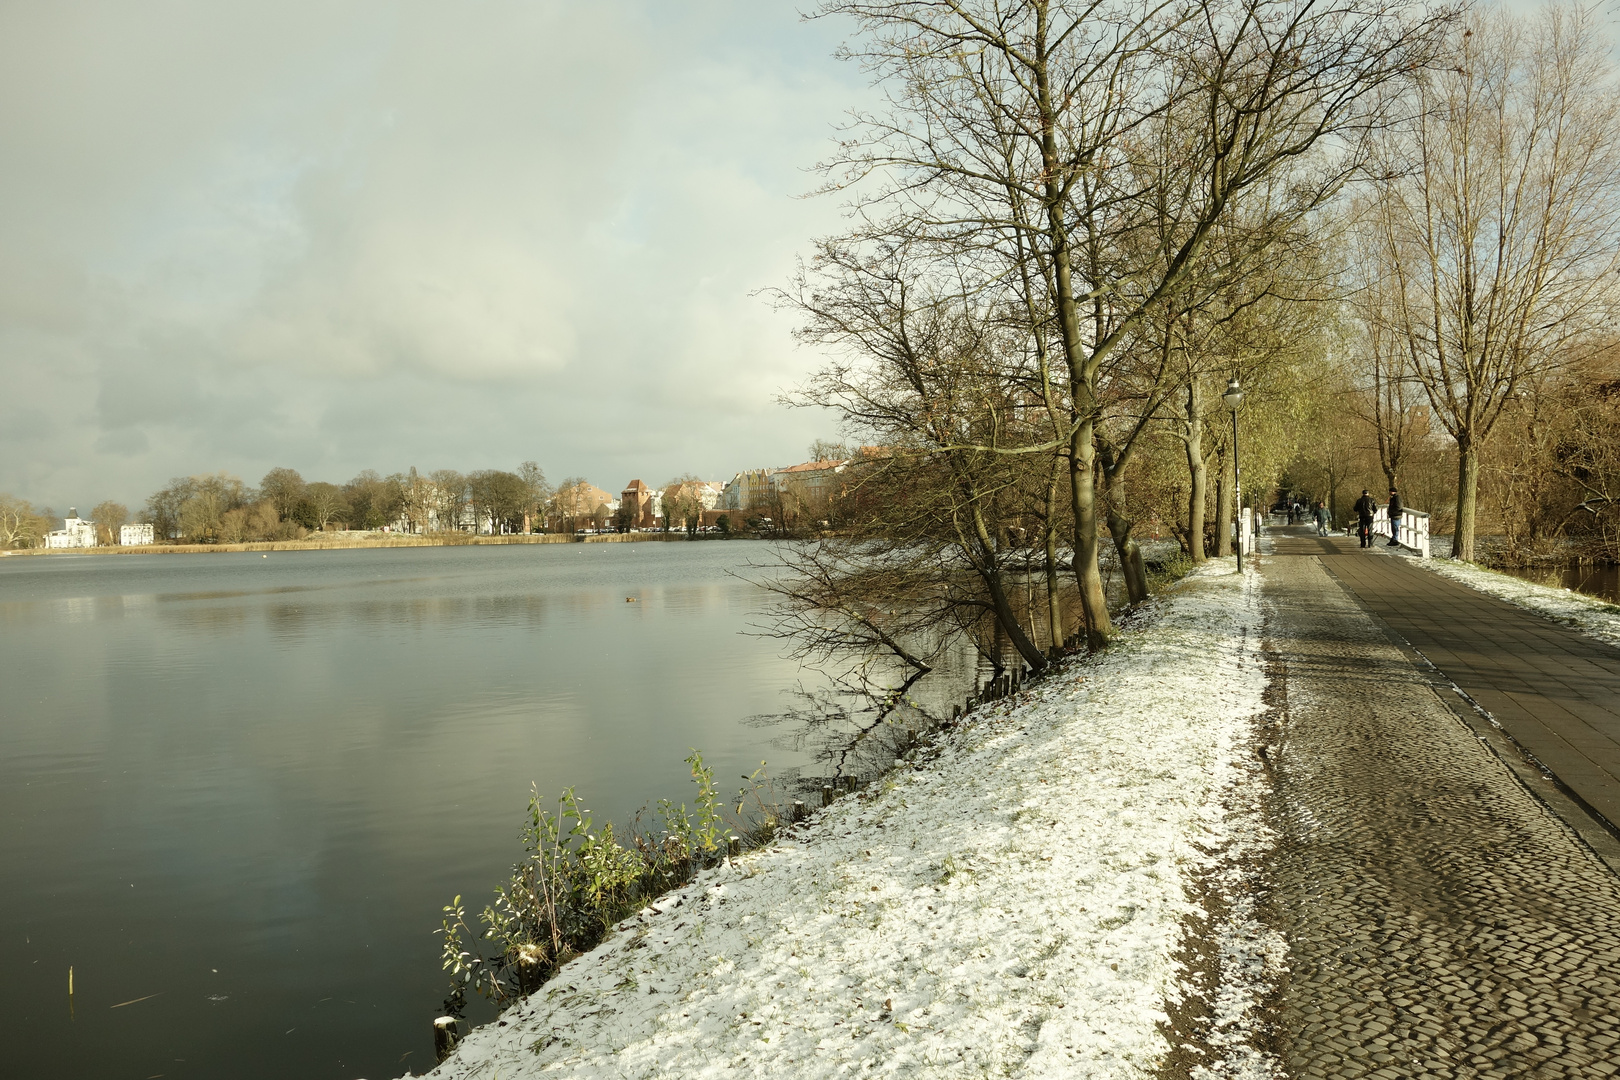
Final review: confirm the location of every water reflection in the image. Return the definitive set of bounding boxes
[0,543,837,1080]
[1495,560,1620,603]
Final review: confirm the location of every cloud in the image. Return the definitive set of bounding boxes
[0,1,867,507]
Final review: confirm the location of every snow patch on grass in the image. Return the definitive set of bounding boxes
[409,562,1270,1079]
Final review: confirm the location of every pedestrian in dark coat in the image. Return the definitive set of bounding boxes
[1313,501,1330,536]
[1386,488,1403,546]
[1354,489,1377,548]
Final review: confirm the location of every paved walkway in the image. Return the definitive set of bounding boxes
[1258,533,1620,1078]
[1278,530,1620,832]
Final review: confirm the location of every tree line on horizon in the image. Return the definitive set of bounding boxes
[0,463,740,548]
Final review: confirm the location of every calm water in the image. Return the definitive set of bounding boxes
[0,542,865,1079]
[1496,561,1620,604]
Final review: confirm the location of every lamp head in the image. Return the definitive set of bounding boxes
[1222,377,1243,410]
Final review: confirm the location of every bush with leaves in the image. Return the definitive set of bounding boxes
[438,752,778,1011]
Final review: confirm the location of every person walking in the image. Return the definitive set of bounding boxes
[1387,488,1404,547]
[1354,489,1377,548]
[1313,500,1330,537]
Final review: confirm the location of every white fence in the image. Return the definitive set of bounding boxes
[1238,507,1263,555]
[1370,507,1430,558]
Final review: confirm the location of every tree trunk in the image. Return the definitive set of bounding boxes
[1069,417,1113,648]
[1214,449,1232,557]
[1184,381,1206,562]
[1044,465,1064,651]
[968,501,1048,673]
[1454,435,1479,562]
[1104,494,1149,605]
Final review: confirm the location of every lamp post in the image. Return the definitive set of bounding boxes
[1222,377,1244,571]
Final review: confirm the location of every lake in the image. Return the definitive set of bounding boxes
[1496,560,1620,604]
[1,541,958,1079]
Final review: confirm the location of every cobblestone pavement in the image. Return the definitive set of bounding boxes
[1260,551,1620,1079]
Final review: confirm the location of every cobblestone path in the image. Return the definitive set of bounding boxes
[1260,550,1620,1079]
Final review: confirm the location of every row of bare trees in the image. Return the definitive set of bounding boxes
[766,0,1620,682]
[123,464,552,544]
[1345,3,1620,560]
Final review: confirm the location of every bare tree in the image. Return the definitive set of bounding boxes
[145,477,197,542]
[344,470,403,530]
[662,476,707,537]
[1357,4,1620,560]
[0,494,49,548]
[518,461,551,533]
[818,0,1453,644]
[90,501,129,546]
[787,237,1062,672]
[468,470,530,534]
[259,467,306,522]
[302,481,349,532]
[429,470,467,532]
[391,468,435,534]
[177,473,252,542]
[549,478,597,534]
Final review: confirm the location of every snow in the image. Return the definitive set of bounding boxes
[407,561,1272,1080]
[1404,555,1620,651]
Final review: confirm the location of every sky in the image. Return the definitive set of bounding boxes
[3,2,1613,516]
[0,1,871,513]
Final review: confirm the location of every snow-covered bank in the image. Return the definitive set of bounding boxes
[410,563,1270,1080]
[1407,556,1620,650]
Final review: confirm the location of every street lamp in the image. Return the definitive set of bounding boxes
[1222,377,1244,571]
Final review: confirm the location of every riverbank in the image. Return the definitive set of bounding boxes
[409,560,1272,1079]
[0,531,719,557]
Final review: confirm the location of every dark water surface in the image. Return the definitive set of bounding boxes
[1495,560,1620,604]
[0,542,834,1079]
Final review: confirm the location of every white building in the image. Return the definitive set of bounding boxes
[44,509,98,549]
[120,523,155,546]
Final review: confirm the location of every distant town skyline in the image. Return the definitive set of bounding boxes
[0,2,868,512]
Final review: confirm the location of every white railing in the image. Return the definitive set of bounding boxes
[1370,506,1430,558]
[1232,507,1265,555]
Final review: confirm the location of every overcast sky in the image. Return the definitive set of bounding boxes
[3,2,1611,516]
[0,1,869,512]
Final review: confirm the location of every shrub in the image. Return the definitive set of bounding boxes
[438,751,776,1009]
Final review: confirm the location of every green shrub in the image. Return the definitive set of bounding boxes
[438,751,775,1008]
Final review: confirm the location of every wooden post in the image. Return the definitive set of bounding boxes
[792,799,806,822]
[434,1016,459,1063]
[727,835,741,859]
[822,784,834,807]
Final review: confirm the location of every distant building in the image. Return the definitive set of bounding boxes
[620,479,662,530]
[769,460,854,525]
[44,509,98,549]
[119,523,154,546]
[549,482,615,532]
[720,469,775,513]
[770,460,846,505]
